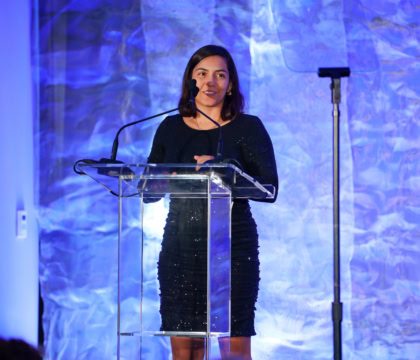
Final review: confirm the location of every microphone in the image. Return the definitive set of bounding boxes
[188,79,199,100]
[73,105,186,175]
[187,79,224,161]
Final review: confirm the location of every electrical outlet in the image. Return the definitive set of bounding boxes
[17,210,27,239]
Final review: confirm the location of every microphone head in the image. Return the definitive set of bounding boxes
[188,79,199,98]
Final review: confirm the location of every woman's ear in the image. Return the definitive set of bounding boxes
[227,82,232,95]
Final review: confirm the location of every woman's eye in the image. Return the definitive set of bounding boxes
[198,71,206,76]
[217,73,226,78]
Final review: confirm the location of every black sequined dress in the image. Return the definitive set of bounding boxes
[147,113,278,337]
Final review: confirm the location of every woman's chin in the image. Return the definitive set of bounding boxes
[196,100,224,109]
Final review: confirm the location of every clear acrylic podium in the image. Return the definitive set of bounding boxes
[76,163,275,359]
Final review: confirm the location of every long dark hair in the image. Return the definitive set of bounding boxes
[178,45,244,121]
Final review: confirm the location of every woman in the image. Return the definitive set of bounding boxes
[147,45,278,359]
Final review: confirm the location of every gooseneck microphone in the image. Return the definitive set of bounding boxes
[73,105,186,175]
[187,79,224,161]
[188,79,199,99]
[108,106,187,161]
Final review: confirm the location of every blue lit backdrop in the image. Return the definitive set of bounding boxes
[36,0,420,359]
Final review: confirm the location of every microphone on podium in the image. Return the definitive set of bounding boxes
[73,105,185,175]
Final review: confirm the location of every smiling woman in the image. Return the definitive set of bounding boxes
[186,55,232,127]
[147,45,278,360]
[179,45,244,124]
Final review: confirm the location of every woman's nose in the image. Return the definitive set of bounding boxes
[207,75,216,85]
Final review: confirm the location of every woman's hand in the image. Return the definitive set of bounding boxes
[194,155,215,171]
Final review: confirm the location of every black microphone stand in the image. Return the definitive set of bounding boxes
[187,79,224,161]
[318,67,350,360]
[191,107,224,161]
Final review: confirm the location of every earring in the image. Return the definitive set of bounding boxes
[227,90,232,96]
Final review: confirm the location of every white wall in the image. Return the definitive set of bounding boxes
[0,1,38,346]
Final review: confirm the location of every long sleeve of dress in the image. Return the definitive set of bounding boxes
[147,119,167,164]
[239,116,278,203]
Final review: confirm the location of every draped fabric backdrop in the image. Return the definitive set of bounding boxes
[35,0,420,359]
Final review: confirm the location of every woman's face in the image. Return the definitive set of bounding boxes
[191,55,232,111]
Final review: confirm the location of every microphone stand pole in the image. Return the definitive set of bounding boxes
[318,67,350,360]
[188,79,223,161]
[192,106,223,161]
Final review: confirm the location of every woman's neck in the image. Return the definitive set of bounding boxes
[183,104,232,130]
[194,103,224,125]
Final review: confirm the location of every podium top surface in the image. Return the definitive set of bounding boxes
[76,162,275,199]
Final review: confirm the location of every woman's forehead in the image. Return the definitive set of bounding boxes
[193,55,228,71]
